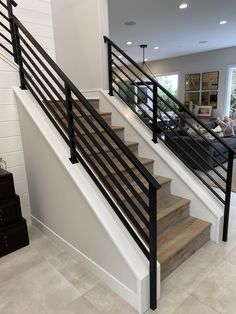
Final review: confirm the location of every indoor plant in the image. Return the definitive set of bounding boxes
[0,157,7,170]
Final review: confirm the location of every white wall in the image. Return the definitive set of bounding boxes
[146,46,236,117]
[0,0,56,221]
[14,87,157,314]
[51,0,109,90]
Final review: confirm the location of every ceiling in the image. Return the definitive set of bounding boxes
[108,0,236,63]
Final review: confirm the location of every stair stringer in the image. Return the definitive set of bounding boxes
[89,89,224,243]
[14,86,159,314]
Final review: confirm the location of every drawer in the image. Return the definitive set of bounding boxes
[0,219,29,258]
[0,195,22,227]
[0,169,15,201]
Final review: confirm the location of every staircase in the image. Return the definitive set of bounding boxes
[0,1,214,310]
[47,99,211,280]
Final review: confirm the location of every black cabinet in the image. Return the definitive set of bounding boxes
[0,219,29,257]
[0,169,15,200]
[0,168,29,257]
[0,196,22,227]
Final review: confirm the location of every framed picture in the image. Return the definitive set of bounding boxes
[185,92,200,106]
[201,91,218,108]
[185,73,200,91]
[202,71,219,90]
[197,105,212,117]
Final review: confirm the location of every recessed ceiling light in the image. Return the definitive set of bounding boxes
[179,3,188,9]
[124,21,136,26]
[199,40,208,44]
[219,20,227,25]
[118,55,123,59]
[154,46,159,50]
[127,41,132,45]
[144,58,148,62]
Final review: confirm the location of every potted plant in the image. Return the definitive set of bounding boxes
[0,157,7,170]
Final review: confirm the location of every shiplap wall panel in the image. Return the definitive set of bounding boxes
[0,0,55,221]
[0,89,16,104]
[0,72,19,88]
[0,136,23,153]
[0,105,18,121]
[1,151,25,168]
[0,121,21,137]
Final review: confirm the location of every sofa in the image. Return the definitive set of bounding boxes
[165,122,236,171]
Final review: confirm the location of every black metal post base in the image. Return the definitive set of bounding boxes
[20,84,27,90]
[69,157,78,164]
[152,136,158,144]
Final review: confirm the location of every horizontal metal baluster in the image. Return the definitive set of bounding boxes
[72,151,149,259]
[112,51,154,93]
[112,80,153,120]
[22,79,69,144]
[0,43,14,56]
[70,121,150,221]
[71,98,150,198]
[21,69,68,134]
[112,69,154,111]
[72,135,150,243]
[17,34,65,93]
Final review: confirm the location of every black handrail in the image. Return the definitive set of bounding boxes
[1,1,160,311]
[104,35,235,244]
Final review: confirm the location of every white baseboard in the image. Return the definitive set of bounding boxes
[31,216,140,311]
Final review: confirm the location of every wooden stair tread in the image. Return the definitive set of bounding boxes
[157,195,190,219]
[157,216,210,264]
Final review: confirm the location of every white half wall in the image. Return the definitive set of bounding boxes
[51,0,109,90]
[14,87,160,314]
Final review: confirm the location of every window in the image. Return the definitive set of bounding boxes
[230,69,236,116]
[155,74,179,112]
[226,66,236,118]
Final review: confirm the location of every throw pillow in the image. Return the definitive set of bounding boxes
[223,121,235,136]
[187,124,199,137]
[212,125,224,137]
[212,125,222,133]
[216,117,227,129]
[216,117,235,137]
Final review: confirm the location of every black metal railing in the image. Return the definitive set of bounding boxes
[0,0,17,61]
[1,1,160,310]
[104,36,236,243]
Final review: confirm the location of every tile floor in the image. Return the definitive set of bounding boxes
[0,193,236,314]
